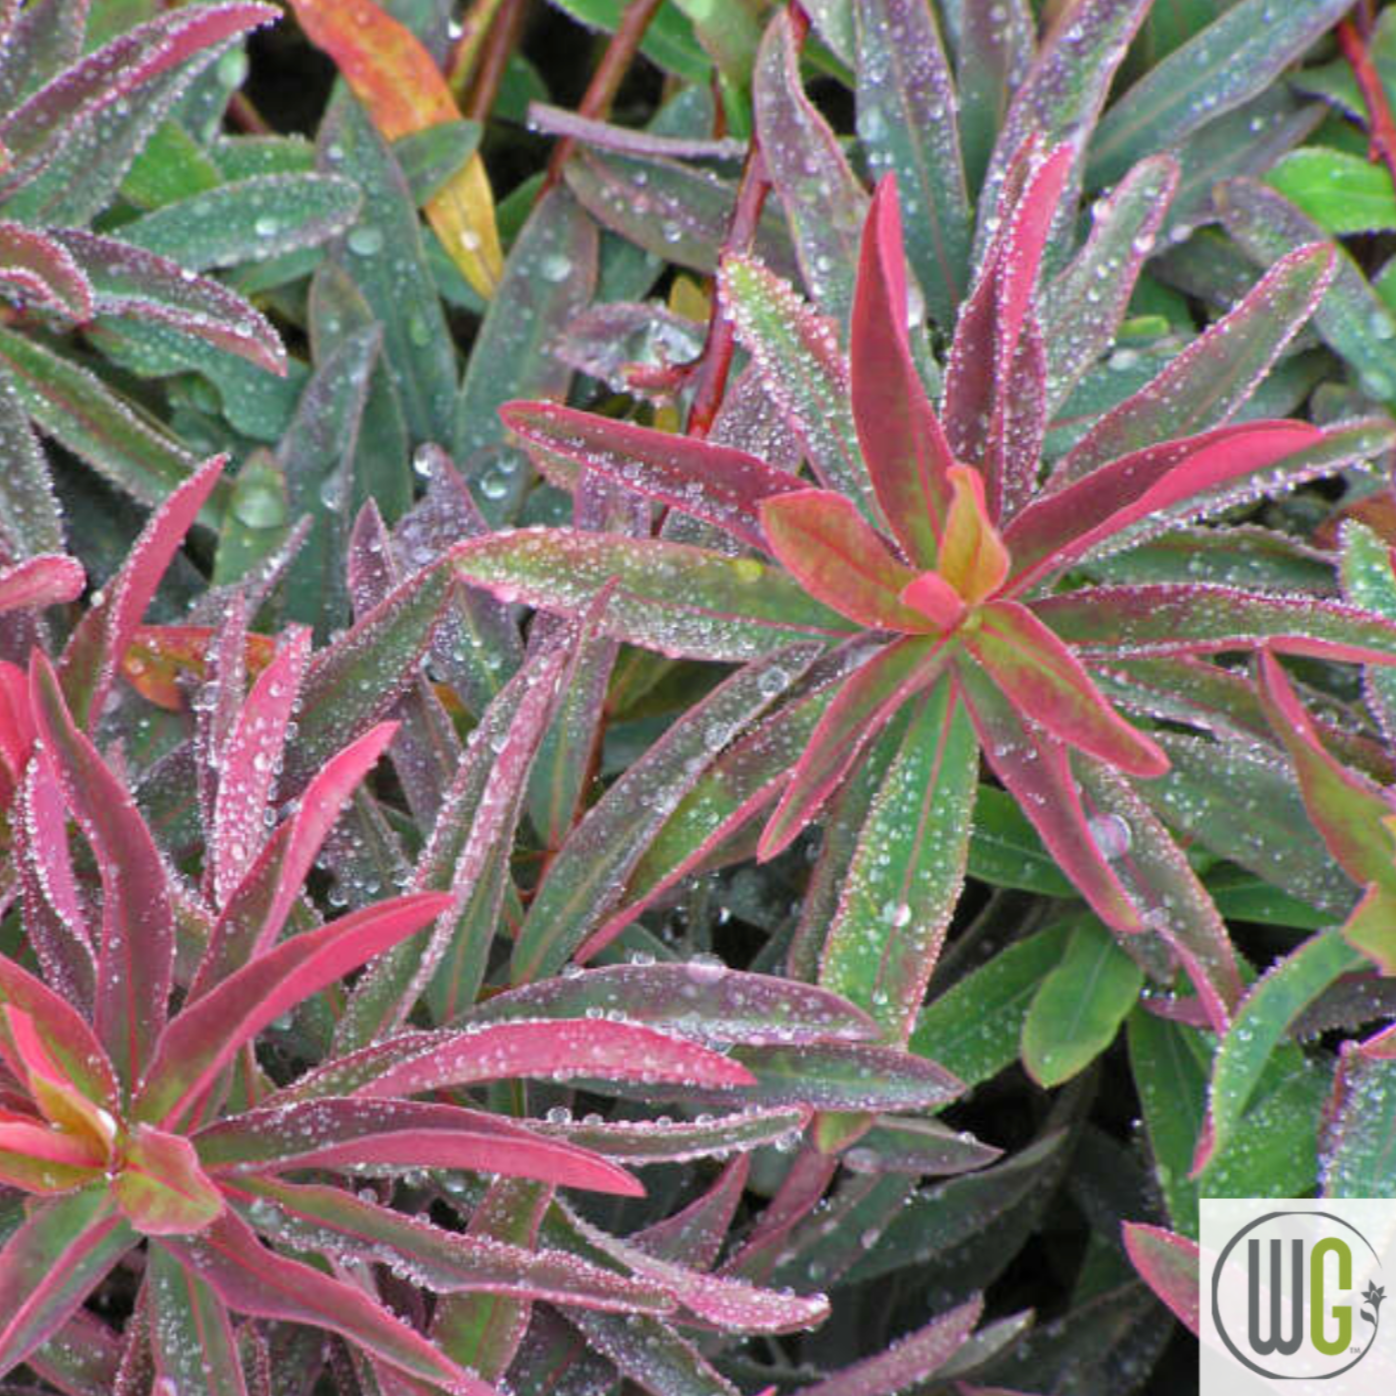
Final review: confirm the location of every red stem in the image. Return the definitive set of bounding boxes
[542,0,665,193]
[1337,16,1396,194]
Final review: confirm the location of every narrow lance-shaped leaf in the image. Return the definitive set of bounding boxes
[503,400,807,553]
[1058,242,1334,482]
[1122,1224,1200,1336]
[288,0,502,299]
[1341,520,1396,744]
[855,0,970,332]
[0,554,84,613]
[850,176,955,563]
[1322,1038,1396,1198]
[30,652,174,1096]
[134,892,453,1128]
[147,1245,247,1396]
[513,645,821,983]
[0,221,92,321]
[759,634,952,861]
[816,674,978,1042]
[452,531,857,663]
[755,6,868,321]
[0,368,62,558]
[157,1211,493,1395]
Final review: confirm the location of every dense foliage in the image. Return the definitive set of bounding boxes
[4,0,1396,1391]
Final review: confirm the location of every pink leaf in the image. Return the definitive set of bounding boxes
[29,651,174,1094]
[276,1019,758,1104]
[1122,1222,1199,1336]
[60,455,225,731]
[135,892,454,1128]
[759,489,934,630]
[156,1210,492,1395]
[0,222,92,321]
[503,400,806,552]
[967,602,1168,776]
[758,634,952,859]
[850,175,955,564]
[0,554,84,614]
[197,1097,643,1195]
[958,661,1144,933]
[194,721,400,992]
[211,626,312,907]
[111,1125,224,1236]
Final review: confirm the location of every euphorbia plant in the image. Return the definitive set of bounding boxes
[454,139,1396,1038]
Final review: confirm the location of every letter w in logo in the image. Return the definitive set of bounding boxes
[1248,1239,1304,1356]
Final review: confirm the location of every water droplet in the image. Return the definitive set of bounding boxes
[348,226,384,257]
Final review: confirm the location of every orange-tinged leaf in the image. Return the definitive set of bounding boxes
[288,0,503,299]
[937,466,1009,604]
[113,1124,223,1236]
[121,626,276,711]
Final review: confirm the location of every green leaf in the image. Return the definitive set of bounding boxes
[910,923,1071,1088]
[968,786,1075,895]
[1088,0,1354,188]
[1266,147,1396,235]
[451,531,858,662]
[854,0,970,330]
[546,0,712,83]
[1204,929,1362,1168]
[1340,520,1396,740]
[147,1245,246,1396]
[1021,917,1144,1087]
[0,367,63,558]
[1323,1046,1396,1197]
[392,119,483,206]
[815,675,978,1041]
[214,451,290,585]
[119,118,222,209]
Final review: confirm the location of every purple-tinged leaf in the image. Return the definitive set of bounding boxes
[134,892,454,1128]
[15,761,96,1015]
[0,326,203,509]
[0,553,83,612]
[725,1145,839,1279]
[60,454,224,731]
[534,1108,809,1165]
[470,964,879,1045]
[721,255,876,518]
[282,559,451,791]
[855,0,970,332]
[760,635,951,860]
[564,147,796,281]
[225,1176,664,1305]
[799,1297,982,1395]
[1341,517,1396,747]
[147,1246,247,1396]
[504,401,805,553]
[969,603,1167,777]
[1198,929,1363,1174]
[850,177,954,563]
[562,1200,830,1335]
[1088,0,1355,188]
[26,1311,122,1396]
[514,645,820,983]
[944,143,1073,520]
[568,1309,739,1396]
[958,660,1143,933]
[0,1188,134,1378]
[555,300,706,397]
[211,627,311,908]
[760,489,933,631]
[1057,244,1334,483]
[0,367,62,560]
[277,1019,757,1104]
[1006,422,1321,594]
[1122,1224,1199,1336]
[0,1125,101,1193]
[432,1178,552,1382]
[452,529,857,662]
[157,1211,492,1395]
[1043,156,1178,411]
[526,102,745,162]
[198,1098,642,1196]
[841,1117,1003,1176]
[633,1157,749,1267]
[195,722,399,989]
[0,222,92,321]
[112,1124,224,1237]
[1035,583,1396,665]
[955,0,1034,190]
[755,7,868,320]
[1321,1037,1396,1197]
[1256,650,1396,887]
[51,230,285,376]
[976,0,1149,258]
[815,674,977,1042]
[1076,763,1244,1033]
[340,650,564,1044]
[29,651,174,1095]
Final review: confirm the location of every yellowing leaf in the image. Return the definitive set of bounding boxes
[288,0,503,299]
